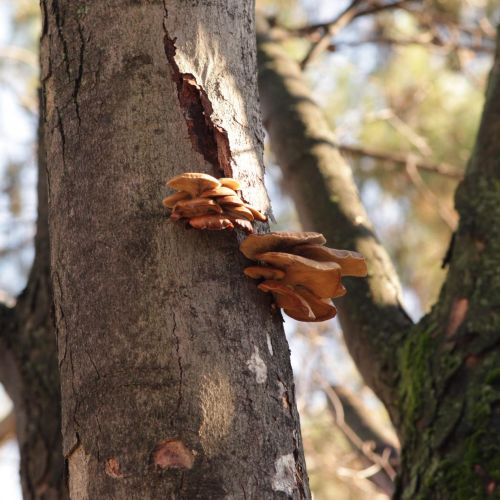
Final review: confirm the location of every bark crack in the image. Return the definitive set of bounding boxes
[51,0,71,83]
[73,22,85,126]
[85,348,100,380]
[172,312,183,414]
[162,5,233,177]
[55,108,66,167]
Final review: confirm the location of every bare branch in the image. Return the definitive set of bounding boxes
[405,160,458,230]
[300,0,363,69]
[295,0,413,36]
[0,237,33,258]
[322,383,399,496]
[327,35,496,55]
[0,411,15,446]
[0,46,38,67]
[336,143,464,179]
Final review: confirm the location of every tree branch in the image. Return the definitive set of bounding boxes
[323,384,399,496]
[300,0,363,69]
[336,142,464,179]
[299,1,416,68]
[327,35,496,55]
[0,411,16,446]
[257,17,413,424]
[294,0,413,36]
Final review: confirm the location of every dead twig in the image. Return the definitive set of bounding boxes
[300,0,364,69]
[0,411,15,446]
[337,143,464,179]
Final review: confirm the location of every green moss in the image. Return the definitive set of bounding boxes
[486,367,500,386]
[399,325,434,431]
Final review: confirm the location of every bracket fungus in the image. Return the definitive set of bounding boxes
[240,232,367,322]
[163,173,267,233]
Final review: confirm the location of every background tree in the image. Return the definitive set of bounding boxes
[257,1,499,498]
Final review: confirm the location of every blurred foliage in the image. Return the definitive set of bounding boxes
[0,0,39,298]
[258,0,496,498]
[301,410,387,499]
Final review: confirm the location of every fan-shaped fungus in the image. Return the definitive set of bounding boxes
[240,231,366,322]
[163,172,267,233]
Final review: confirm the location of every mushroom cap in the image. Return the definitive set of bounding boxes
[245,204,268,222]
[216,195,245,207]
[244,266,286,280]
[188,214,234,230]
[224,205,254,221]
[295,286,338,322]
[171,198,222,219]
[167,173,220,197]
[258,281,314,321]
[240,232,326,260]
[200,186,238,198]
[256,252,343,299]
[162,191,191,209]
[293,245,367,277]
[219,178,241,190]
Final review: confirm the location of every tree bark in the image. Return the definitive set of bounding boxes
[258,15,500,499]
[395,29,500,499]
[41,1,310,498]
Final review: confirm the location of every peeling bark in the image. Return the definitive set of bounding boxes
[163,32,233,178]
[41,1,309,498]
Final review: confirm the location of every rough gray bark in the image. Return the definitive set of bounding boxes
[41,1,310,498]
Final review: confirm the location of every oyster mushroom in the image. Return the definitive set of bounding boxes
[245,204,268,222]
[294,286,338,322]
[188,215,234,230]
[219,178,241,190]
[255,252,343,299]
[258,281,315,321]
[293,245,367,277]
[240,231,326,260]
[200,186,238,198]
[171,198,222,219]
[239,231,367,323]
[224,205,255,221]
[244,266,286,280]
[167,173,220,197]
[162,191,191,209]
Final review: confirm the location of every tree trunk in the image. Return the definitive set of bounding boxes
[257,16,500,500]
[395,31,500,499]
[0,97,68,499]
[41,1,310,498]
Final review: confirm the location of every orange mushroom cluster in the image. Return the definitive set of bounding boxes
[163,173,266,233]
[240,232,367,322]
